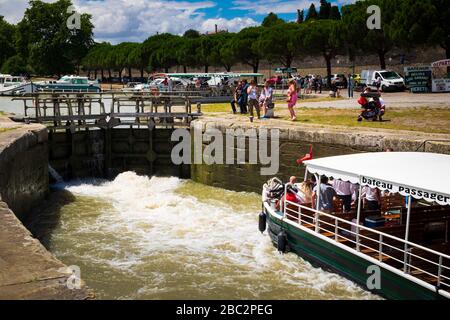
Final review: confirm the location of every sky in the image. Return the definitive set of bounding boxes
[0,0,356,43]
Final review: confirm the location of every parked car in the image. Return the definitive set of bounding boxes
[361,70,405,91]
[266,76,283,85]
[331,74,348,88]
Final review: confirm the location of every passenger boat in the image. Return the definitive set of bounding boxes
[0,74,35,96]
[261,152,450,299]
[36,75,101,93]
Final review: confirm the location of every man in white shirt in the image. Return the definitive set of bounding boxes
[332,179,358,213]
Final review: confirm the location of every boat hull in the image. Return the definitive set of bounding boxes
[36,84,101,93]
[266,209,445,300]
[0,83,36,96]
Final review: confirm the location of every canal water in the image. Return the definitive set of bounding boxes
[30,172,380,300]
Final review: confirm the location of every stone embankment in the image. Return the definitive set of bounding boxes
[191,117,450,192]
[0,117,92,299]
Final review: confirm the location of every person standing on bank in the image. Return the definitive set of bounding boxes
[348,74,354,98]
[230,81,239,114]
[247,80,260,121]
[239,79,249,114]
[259,81,273,117]
[287,80,298,121]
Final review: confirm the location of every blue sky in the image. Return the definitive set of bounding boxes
[0,0,356,43]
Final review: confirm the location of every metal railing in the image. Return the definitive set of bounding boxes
[280,199,450,294]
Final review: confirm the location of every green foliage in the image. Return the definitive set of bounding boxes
[0,55,31,75]
[301,19,344,85]
[15,0,94,76]
[183,29,201,38]
[306,4,319,20]
[259,23,302,68]
[0,16,16,69]
[262,13,285,28]
[229,27,265,73]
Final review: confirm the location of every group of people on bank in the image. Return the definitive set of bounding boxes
[230,79,299,122]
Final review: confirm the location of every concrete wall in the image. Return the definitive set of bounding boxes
[0,124,48,222]
[191,118,450,193]
[0,120,92,299]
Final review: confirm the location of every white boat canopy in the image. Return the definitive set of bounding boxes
[304,152,450,206]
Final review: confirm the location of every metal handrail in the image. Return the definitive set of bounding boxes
[282,200,450,290]
[284,200,450,261]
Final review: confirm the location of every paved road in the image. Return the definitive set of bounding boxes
[281,92,450,109]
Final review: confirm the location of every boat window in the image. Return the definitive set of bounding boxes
[0,78,4,84]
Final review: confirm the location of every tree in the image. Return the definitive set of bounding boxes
[15,0,94,76]
[301,20,344,86]
[341,0,397,69]
[230,27,264,74]
[183,29,200,38]
[1,55,31,75]
[306,4,319,20]
[0,16,16,70]
[262,13,285,27]
[428,0,450,59]
[297,10,304,24]
[259,23,303,69]
[319,0,332,20]
[330,6,341,20]
[209,33,238,72]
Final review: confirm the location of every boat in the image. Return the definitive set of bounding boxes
[35,75,101,93]
[261,152,450,300]
[0,74,35,96]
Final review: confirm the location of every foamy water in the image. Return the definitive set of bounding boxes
[42,172,380,300]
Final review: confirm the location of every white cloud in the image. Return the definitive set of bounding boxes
[0,0,258,43]
[232,0,320,15]
[199,17,257,33]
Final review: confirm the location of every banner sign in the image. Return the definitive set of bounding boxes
[432,78,450,93]
[361,176,450,206]
[404,66,432,93]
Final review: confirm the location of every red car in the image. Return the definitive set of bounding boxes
[266,76,282,85]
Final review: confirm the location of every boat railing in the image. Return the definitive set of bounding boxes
[280,200,450,293]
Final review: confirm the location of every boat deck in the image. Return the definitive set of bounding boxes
[277,195,450,296]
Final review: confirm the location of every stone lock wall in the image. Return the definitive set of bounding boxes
[0,124,49,222]
[190,118,450,193]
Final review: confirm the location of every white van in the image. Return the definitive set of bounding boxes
[361,70,405,91]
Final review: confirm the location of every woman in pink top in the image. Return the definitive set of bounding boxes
[287,80,298,121]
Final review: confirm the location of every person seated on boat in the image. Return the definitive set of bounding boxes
[362,186,381,211]
[296,181,314,204]
[276,176,301,211]
[312,176,336,214]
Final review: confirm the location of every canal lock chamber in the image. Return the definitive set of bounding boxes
[24,125,382,300]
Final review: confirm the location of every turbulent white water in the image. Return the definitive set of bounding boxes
[45,172,380,300]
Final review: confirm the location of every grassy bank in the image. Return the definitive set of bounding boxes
[201,103,450,134]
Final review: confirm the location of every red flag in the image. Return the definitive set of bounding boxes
[296,145,313,165]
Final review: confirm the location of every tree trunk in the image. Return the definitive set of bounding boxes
[225,65,231,72]
[140,68,144,78]
[204,65,209,73]
[128,67,132,78]
[87,71,91,78]
[183,65,187,73]
[378,51,386,69]
[165,67,169,73]
[101,69,105,81]
[252,63,259,83]
[94,70,98,79]
[325,54,332,87]
[119,69,122,80]
[108,69,112,79]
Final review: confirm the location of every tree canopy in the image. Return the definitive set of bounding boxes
[1,0,449,78]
